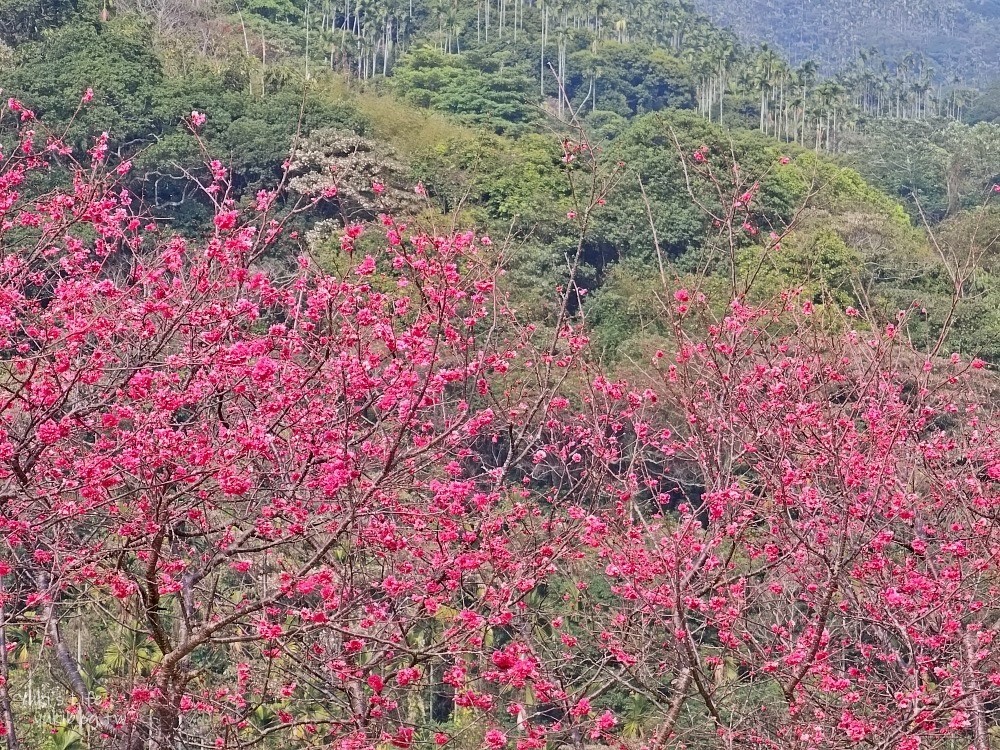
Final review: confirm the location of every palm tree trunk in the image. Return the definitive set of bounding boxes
[261,29,268,92]
[718,62,724,121]
[779,79,785,140]
[540,5,547,98]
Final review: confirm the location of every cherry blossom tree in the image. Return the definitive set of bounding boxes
[0,102,623,750]
[578,294,1000,750]
[1,96,999,750]
[458,141,1000,750]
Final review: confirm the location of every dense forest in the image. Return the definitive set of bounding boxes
[0,0,999,747]
[696,0,1000,82]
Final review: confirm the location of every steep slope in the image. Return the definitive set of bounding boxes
[693,0,1000,81]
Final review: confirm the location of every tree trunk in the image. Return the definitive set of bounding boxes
[0,601,18,750]
[964,631,990,750]
[540,6,546,98]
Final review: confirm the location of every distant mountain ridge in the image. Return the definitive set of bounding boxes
[693,0,1000,83]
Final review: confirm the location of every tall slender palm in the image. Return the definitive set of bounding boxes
[753,45,780,134]
[795,60,818,146]
[445,1,461,53]
[714,36,737,122]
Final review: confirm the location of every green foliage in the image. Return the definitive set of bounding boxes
[567,43,696,117]
[696,0,999,82]
[940,279,1000,361]
[240,0,301,23]
[908,206,1000,360]
[594,112,802,266]
[468,133,568,223]
[391,46,540,133]
[592,116,705,264]
[737,225,862,304]
[788,150,910,223]
[845,120,1000,220]
[583,109,629,141]
[220,88,370,185]
[1,0,992,367]
[45,724,84,750]
[100,629,161,677]
[583,259,668,360]
[0,0,79,45]
[967,80,1000,123]
[130,80,370,226]
[6,20,163,142]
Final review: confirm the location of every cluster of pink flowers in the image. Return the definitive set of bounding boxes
[0,102,996,750]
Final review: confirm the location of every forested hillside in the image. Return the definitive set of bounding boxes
[0,0,999,748]
[694,0,1000,82]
